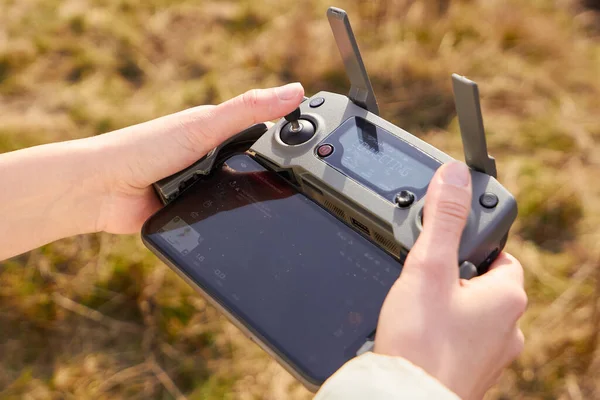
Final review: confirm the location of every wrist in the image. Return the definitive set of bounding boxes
[56,137,112,235]
[35,138,109,238]
[0,138,108,259]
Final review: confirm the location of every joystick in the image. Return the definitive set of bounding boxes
[280,107,316,145]
[285,107,302,132]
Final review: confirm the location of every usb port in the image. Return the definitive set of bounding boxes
[351,218,370,236]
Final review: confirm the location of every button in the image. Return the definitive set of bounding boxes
[479,192,498,209]
[394,190,415,208]
[309,97,325,108]
[459,261,477,280]
[317,144,334,157]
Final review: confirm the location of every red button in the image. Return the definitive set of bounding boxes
[317,144,334,157]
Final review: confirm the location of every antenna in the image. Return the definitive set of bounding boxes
[327,7,379,115]
[451,74,497,178]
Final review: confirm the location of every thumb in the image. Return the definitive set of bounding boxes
[104,83,304,188]
[178,82,305,153]
[404,161,472,285]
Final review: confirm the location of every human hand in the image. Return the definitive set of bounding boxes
[92,83,304,234]
[0,83,304,259]
[374,161,527,400]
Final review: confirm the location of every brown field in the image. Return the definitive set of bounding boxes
[1,0,600,398]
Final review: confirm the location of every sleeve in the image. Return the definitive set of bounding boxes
[313,352,461,400]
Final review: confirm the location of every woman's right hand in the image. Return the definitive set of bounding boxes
[374,161,527,400]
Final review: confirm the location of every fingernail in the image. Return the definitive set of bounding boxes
[275,82,302,100]
[441,161,470,187]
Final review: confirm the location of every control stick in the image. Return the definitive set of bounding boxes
[280,107,316,145]
[285,107,302,132]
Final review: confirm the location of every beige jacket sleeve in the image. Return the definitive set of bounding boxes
[313,352,461,399]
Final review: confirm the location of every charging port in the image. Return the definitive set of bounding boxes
[351,218,370,236]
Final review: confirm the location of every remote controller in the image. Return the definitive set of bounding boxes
[154,6,517,288]
[248,7,516,279]
[148,5,518,378]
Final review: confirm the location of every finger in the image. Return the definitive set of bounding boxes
[509,327,525,360]
[470,256,528,324]
[475,252,525,288]
[497,327,525,370]
[180,83,305,153]
[480,329,523,399]
[405,161,472,285]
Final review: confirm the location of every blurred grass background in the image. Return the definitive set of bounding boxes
[1,0,600,398]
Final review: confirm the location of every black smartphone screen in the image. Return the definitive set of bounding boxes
[142,154,402,384]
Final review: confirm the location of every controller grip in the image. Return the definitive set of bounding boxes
[152,123,269,205]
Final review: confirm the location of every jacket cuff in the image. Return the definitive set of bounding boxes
[313,352,461,399]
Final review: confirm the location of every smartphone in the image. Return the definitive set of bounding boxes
[141,153,402,390]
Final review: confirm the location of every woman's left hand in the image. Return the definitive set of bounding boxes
[0,83,304,260]
[93,83,304,234]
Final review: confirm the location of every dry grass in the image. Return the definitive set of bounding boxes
[1,0,600,398]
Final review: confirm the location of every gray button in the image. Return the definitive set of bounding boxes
[479,192,498,209]
[309,97,325,108]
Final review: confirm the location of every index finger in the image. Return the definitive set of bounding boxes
[473,252,524,288]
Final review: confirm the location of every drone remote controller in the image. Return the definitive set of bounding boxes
[153,5,517,310]
[250,7,516,276]
[148,5,518,381]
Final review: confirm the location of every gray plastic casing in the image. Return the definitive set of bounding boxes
[249,91,517,270]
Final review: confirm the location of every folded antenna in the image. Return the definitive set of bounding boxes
[451,74,497,178]
[327,7,379,115]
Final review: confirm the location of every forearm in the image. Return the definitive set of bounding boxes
[0,139,105,260]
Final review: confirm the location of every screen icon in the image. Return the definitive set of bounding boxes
[159,217,202,254]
